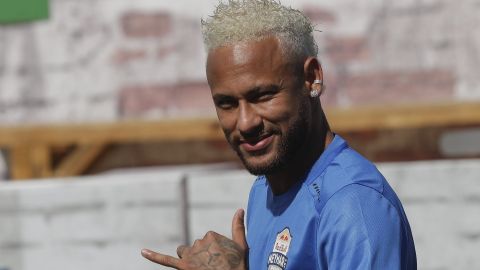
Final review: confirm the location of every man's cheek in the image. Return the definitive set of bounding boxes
[224,131,234,143]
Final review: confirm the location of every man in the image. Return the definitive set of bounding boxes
[142,0,417,269]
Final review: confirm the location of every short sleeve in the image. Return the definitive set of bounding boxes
[317,184,405,270]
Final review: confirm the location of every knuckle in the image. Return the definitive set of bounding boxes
[166,257,178,267]
[205,230,216,237]
[193,239,201,247]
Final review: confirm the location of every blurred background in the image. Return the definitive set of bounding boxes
[0,0,479,269]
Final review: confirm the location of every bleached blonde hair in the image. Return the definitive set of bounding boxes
[201,0,318,59]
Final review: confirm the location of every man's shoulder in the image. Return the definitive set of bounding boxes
[304,144,390,217]
[321,147,385,197]
[321,183,390,217]
[334,147,383,181]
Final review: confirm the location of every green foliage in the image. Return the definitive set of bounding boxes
[0,0,49,23]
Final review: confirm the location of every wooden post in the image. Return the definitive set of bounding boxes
[54,144,106,177]
[9,144,52,180]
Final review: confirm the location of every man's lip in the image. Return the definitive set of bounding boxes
[240,135,274,152]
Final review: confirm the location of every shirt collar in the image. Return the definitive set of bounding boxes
[304,134,348,186]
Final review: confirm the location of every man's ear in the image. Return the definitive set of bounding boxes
[303,57,323,92]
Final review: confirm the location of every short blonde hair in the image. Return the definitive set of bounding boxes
[201,0,318,59]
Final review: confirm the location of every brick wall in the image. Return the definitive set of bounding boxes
[0,0,479,124]
[1,160,480,270]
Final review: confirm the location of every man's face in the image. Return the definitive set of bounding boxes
[206,37,311,175]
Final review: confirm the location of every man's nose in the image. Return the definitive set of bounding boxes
[237,102,262,137]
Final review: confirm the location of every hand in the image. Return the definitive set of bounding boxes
[142,209,248,270]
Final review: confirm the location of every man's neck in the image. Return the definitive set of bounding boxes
[266,130,334,195]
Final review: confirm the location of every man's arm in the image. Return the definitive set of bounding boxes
[142,209,248,270]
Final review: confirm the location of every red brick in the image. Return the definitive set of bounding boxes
[111,48,147,64]
[344,69,455,106]
[118,82,213,117]
[302,6,336,24]
[121,11,172,38]
[157,45,176,59]
[118,85,171,116]
[324,36,369,64]
[169,82,214,113]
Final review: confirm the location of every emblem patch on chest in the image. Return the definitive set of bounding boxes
[267,227,292,270]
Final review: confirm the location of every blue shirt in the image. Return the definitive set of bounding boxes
[246,135,417,270]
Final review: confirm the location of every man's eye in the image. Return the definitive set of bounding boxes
[216,100,237,109]
[257,91,276,101]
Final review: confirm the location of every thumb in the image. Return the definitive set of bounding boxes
[232,208,248,249]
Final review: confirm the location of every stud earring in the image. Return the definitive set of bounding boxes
[310,79,323,98]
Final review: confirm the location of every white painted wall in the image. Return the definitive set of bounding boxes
[1,160,480,270]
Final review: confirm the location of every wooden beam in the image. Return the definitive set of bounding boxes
[9,144,52,180]
[54,144,107,177]
[1,102,480,180]
[0,118,223,146]
[328,102,480,132]
[0,103,479,148]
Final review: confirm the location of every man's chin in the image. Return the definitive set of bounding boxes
[240,156,284,176]
[232,143,284,175]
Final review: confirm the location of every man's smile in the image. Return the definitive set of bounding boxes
[239,134,274,153]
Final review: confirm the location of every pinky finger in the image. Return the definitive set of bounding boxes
[141,249,183,269]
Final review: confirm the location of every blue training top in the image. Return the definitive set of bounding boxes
[246,135,417,270]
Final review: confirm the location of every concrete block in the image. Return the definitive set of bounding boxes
[0,214,22,245]
[18,242,174,270]
[187,170,254,243]
[378,160,480,270]
[0,248,22,270]
[188,170,254,205]
[17,214,49,245]
[378,160,480,202]
[189,208,242,243]
[0,170,185,270]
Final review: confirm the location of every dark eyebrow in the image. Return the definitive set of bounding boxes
[212,81,284,102]
[212,93,233,102]
[245,84,281,99]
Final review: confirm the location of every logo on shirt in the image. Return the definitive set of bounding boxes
[267,227,292,270]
